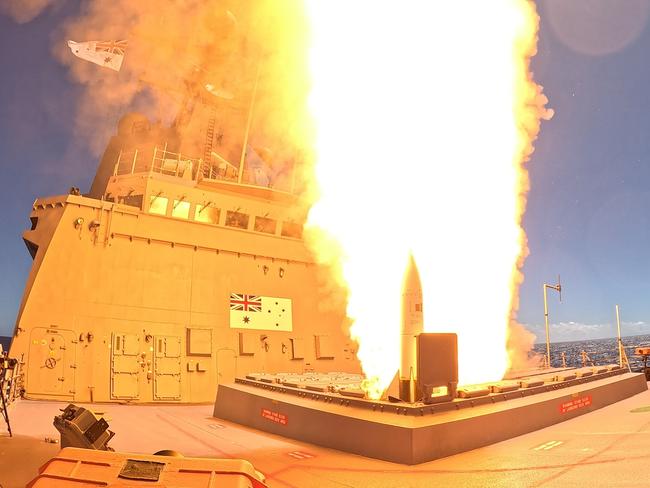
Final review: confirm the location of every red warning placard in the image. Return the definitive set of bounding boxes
[261,408,288,425]
[559,395,592,414]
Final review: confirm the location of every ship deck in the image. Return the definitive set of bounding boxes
[3,384,650,487]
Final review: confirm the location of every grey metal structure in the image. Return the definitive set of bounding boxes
[53,404,115,450]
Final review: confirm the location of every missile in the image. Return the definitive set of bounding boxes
[399,254,423,403]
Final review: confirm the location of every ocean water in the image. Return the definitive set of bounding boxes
[0,336,10,353]
[532,334,650,371]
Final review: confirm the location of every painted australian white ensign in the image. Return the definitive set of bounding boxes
[229,293,293,331]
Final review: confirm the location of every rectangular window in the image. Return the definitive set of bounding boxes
[281,222,303,239]
[122,194,144,209]
[225,211,249,229]
[148,195,168,215]
[194,204,221,225]
[171,199,190,219]
[254,216,277,234]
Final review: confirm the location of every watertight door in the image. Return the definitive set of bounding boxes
[110,333,141,399]
[153,336,181,400]
[217,348,237,384]
[27,327,75,397]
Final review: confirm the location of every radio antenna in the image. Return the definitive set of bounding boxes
[543,275,563,369]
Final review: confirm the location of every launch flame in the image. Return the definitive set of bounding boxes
[305,1,552,397]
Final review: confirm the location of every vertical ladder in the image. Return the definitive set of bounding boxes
[203,106,218,178]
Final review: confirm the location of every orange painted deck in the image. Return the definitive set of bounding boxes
[3,384,650,487]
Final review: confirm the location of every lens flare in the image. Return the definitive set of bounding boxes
[305,1,551,397]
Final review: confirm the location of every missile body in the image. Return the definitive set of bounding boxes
[399,255,423,402]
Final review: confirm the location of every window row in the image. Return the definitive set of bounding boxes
[146,195,302,238]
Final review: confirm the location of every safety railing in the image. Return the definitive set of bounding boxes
[113,146,239,183]
[112,145,300,194]
[199,150,239,182]
[151,148,201,180]
[114,147,199,180]
[1,352,24,436]
[540,344,641,370]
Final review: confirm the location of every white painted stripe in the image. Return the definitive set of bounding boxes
[533,440,563,451]
[287,451,315,459]
[533,441,554,450]
[542,440,563,450]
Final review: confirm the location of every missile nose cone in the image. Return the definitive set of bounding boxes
[402,254,423,330]
[402,254,422,297]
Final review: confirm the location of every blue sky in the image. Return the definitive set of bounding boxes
[0,1,96,339]
[520,1,650,341]
[1,1,650,343]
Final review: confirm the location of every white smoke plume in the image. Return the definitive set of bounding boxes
[5,0,315,187]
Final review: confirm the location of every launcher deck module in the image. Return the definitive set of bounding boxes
[214,334,647,464]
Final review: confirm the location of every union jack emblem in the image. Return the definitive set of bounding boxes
[95,40,128,56]
[230,293,262,312]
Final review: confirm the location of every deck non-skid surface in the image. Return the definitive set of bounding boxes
[3,389,650,487]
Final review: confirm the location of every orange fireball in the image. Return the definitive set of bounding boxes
[305,1,551,398]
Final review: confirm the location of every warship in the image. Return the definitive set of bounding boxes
[3,10,650,484]
[3,74,648,469]
[6,100,360,404]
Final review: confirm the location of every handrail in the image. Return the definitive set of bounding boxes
[111,145,295,192]
[112,146,236,183]
[1,352,24,435]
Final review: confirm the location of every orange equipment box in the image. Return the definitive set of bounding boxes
[28,447,268,487]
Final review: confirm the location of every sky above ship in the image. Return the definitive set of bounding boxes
[0,1,649,343]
